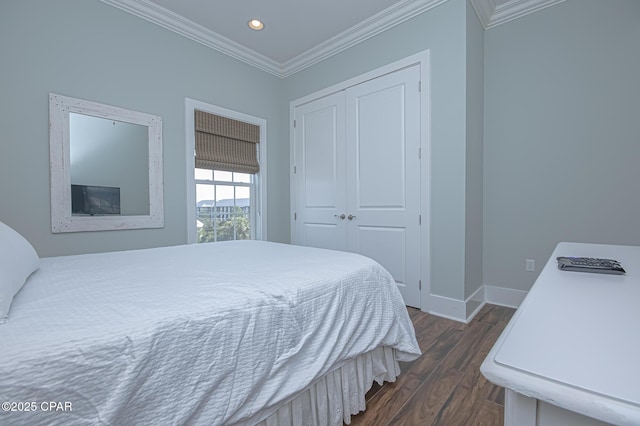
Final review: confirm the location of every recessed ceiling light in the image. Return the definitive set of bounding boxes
[248,19,264,31]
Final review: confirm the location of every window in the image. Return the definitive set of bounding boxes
[185,99,267,244]
[195,169,254,242]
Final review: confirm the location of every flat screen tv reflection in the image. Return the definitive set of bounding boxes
[71,184,121,215]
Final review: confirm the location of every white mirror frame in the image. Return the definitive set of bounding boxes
[49,93,164,233]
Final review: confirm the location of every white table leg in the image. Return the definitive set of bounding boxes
[504,389,536,426]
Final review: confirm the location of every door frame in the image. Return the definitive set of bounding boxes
[289,49,432,311]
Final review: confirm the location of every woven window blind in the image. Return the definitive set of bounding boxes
[194,110,260,174]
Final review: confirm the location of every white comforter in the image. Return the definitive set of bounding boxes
[0,241,420,425]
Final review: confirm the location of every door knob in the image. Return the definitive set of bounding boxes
[347,214,356,220]
[334,214,346,220]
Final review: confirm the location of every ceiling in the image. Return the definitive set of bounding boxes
[100,0,565,77]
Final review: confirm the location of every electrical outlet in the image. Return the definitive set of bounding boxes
[525,259,535,272]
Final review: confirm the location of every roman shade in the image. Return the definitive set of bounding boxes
[195,110,260,174]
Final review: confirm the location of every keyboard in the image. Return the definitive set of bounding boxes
[556,257,626,275]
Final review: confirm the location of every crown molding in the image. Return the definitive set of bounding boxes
[99,0,282,76]
[101,0,564,77]
[100,0,447,78]
[469,0,496,28]
[470,0,566,29]
[279,0,449,77]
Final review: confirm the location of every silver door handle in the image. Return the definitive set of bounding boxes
[334,214,346,220]
[347,214,356,220]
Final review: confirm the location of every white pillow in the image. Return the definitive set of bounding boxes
[0,221,39,323]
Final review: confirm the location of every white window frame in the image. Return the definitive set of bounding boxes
[195,171,255,241]
[185,98,267,243]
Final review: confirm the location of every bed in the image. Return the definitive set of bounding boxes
[0,222,421,426]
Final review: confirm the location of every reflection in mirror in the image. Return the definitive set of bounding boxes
[69,113,149,216]
[49,93,163,233]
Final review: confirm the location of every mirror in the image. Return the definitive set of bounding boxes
[69,113,149,216]
[49,93,163,233]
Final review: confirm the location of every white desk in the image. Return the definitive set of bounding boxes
[481,242,640,426]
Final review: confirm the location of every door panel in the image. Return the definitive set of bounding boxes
[302,223,343,251]
[293,92,347,251]
[353,84,406,209]
[303,107,340,208]
[356,226,406,285]
[346,65,421,306]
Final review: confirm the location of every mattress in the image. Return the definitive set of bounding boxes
[0,240,420,425]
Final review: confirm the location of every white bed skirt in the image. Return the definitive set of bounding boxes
[253,346,400,426]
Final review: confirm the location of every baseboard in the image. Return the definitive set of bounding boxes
[428,285,486,324]
[427,285,527,323]
[465,285,485,323]
[484,285,527,309]
[428,294,468,322]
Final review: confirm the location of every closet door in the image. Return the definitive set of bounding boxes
[292,64,422,308]
[345,65,421,307]
[293,92,347,251]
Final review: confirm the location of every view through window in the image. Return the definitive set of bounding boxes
[195,169,253,242]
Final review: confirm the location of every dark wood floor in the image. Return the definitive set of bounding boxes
[350,304,515,426]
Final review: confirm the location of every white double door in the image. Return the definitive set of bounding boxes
[292,65,422,308]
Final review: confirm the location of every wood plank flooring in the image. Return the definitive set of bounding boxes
[349,304,515,426]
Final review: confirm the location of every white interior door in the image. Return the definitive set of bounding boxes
[292,64,422,308]
[345,65,421,307]
[293,92,347,251]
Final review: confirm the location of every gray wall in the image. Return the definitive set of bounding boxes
[483,0,640,292]
[5,0,634,305]
[464,1,485,299]
[0,0,478,303]
[284,0,470,301]
[0,0,289,257]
